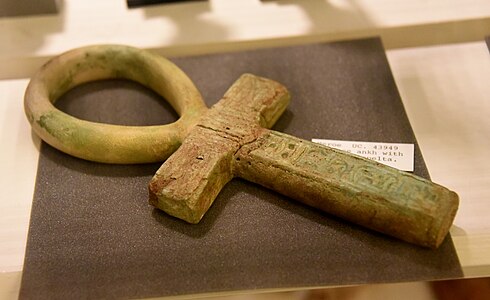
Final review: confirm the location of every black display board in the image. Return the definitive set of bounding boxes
[20,38,462,299]
[127,0,204,8]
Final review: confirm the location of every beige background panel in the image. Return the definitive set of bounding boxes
[387,42,490,277]
[1,0,489,79]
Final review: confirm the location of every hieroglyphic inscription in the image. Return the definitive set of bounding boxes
[256,132,439,212]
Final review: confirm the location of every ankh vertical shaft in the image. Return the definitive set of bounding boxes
[233,129,459,248]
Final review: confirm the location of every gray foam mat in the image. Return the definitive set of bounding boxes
[20,38,462,299]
